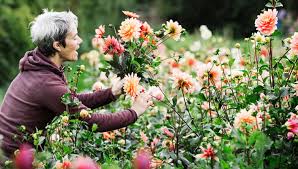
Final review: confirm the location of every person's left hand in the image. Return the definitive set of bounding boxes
[111,77,123,98]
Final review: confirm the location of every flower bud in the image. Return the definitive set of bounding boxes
[234,43,241,49]
[61,116,69,124]
[80,109,91,118]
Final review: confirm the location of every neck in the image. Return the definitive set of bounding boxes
[49,53,64,68]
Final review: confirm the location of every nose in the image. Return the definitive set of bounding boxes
[78,36,83,44]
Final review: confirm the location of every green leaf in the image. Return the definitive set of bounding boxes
[265,3,273,8]
[271,30,282,37]
[275,2,283,7]
[172,95,177,106]
[92,124,98,132]
[197,93,207,101]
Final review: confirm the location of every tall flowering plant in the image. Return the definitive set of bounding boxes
[93,11,185,86]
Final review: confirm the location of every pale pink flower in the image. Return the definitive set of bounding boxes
[140,131,149,143]
[182,51,197,67]
[290,32,298,56]
[260,46,269,58]
[201,101,210,110]
[148,86,164,101]
[255,9,278,36]
[123,73,141,98]
[122,11,140,18]
[162,127,174,138]
[164,20,183,41]
[103,36,124,55]
[172,70,195,93]
[92,81,104,91]
[71,156,100,169]
[150,137,160,152]
[91,37,104,52]
[195,144,218,161]
[95,25,105,39]
[234,109,259,133]
[260,93,266,100]
[118,18,141,42]
[196,62,222,85]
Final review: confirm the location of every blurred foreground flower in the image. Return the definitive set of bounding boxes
[132,148,151,169]
[71,156,100,169]
[15,144,34,169]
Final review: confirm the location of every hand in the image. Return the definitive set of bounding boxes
[131,92,153,117]
[111,77,123,98]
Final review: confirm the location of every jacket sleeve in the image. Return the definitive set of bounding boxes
[76,88,117,109]
[39,76,138,131]
[83,109,138,132]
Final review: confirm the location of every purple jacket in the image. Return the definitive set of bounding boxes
[0,48,137,157]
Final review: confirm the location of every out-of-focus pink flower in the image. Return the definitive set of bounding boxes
[260,93,266,100]
[103,36,124,55]
[294,83,298,96]
[122,11,140,18]
[95,25,105,39]
[132,148,151,169]
[260,46,269,58]
[148,86,164,101]
[255,9,278,36]
[162,127,174,138]
[150,137,160,152]
[118,18,141,42]
[15,144,34,169]
[201,102,210,110]
[287,132,295,140]
[56,160,72,169]
[285,116,298,135]
[92,81,104,91]
[71,156,100,169]
[196,144,218,161]
[234,109,260,133]
[290,32,298,56]
[172,69,195,93]
[169,60,180,68]
[196,62,222,85]
[140,131,149,143]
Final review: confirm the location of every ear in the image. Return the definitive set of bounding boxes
[53,41,62,51]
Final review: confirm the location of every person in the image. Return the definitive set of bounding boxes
[0,9,152,159]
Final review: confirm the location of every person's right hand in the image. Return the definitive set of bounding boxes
[131,92,153,117]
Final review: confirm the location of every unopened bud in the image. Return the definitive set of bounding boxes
[234,43,241,49]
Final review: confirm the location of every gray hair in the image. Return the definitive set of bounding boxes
[30,9,78,56]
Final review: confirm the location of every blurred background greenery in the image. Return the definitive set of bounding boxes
[1,0,298,101]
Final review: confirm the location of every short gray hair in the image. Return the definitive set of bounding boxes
[30,9,78,56]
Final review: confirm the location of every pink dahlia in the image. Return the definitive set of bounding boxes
[255,9,278,36]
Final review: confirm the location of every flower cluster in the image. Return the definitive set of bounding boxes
[92,10,185,85]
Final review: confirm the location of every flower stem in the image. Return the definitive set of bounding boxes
[269,38,275,88]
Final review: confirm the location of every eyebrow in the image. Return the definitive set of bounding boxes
[72,33,78,38]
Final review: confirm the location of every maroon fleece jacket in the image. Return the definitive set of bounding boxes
[0,48,137,157]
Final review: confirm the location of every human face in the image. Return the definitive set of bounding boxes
[59,29,82,62]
